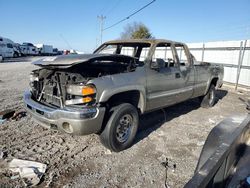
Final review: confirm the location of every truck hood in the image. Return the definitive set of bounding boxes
[33,54,136,68]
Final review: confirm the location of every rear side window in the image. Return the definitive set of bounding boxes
[7,43,13,48]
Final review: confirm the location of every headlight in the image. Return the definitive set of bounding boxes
[65,96,93,105]
[82,86,96,96]
[66,85,96,96]
[65,84,96,105]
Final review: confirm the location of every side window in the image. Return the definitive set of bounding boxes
[7,43,13,48]
[120,47,134,56]
[139,47,150,62]
[175,45,189,66]
[152,44,175,67]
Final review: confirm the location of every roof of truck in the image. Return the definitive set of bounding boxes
[103,39,185,45]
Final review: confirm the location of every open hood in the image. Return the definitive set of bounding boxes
[33,54,136,68]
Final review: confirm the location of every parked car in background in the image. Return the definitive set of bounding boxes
[63,49,70,55]
[36,44,53,55]
[52,48,58,55]
[20,42,39,56]
[52,48,63,56]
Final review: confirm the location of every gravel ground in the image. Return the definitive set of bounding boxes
[0,57,249,187]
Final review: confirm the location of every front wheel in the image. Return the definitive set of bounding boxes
[100,103,139,152]
[200,84,216,108]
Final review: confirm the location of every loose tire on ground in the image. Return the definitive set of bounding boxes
[100,103,139,152]
[200,84,216,108]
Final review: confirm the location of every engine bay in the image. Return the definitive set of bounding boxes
[30,58,136,108]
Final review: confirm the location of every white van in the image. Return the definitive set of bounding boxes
[0,36,14,58]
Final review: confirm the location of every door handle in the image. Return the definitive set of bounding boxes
[175,73,181,78]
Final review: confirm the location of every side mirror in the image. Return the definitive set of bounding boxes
[151,58,165,71]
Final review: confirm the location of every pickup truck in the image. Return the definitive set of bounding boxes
[24,39,224,152]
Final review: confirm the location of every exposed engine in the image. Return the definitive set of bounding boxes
[30,60,135,108]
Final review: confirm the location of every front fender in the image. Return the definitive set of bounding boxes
[99,85,147,113]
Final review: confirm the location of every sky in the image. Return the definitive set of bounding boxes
[0,0,250,52]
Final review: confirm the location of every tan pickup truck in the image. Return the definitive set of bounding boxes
[24,39,224,151]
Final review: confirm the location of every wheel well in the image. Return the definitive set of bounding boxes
[98,90,142,134]
[105,90,141,113]
[211,77,218,87]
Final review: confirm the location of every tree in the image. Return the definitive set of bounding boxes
[120,22,153,39]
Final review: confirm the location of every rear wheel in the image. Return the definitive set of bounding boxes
[200,84,216,108]
[13,52,19,58]
[100,103,139,152]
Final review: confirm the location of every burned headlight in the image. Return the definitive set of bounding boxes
[29,72,39,90]
[65,84,96,105]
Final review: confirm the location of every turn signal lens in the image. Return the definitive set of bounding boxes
[82,96,92,103]
[82,86,96,96]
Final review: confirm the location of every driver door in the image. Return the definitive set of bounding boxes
[146,43,184,111]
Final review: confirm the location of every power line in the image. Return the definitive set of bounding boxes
[59,34,72,49]
[103,0,156,31]
[104,0,122,17]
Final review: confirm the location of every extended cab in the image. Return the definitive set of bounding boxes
[24,39,224,151]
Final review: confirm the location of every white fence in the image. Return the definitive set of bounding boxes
[187,40,250,88]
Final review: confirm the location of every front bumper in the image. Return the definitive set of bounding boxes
[23,90,105,135]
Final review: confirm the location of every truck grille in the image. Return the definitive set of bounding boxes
[31,70,88,108]
[40,79,64,108]
[31,73,65,108]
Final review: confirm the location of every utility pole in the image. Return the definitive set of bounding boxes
[97,15,106,45]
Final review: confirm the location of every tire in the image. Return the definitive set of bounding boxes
[200,84,216,108]
[13,52,18,58]
[100,103,139,152]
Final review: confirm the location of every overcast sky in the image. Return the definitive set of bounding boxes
[1,0,250,52]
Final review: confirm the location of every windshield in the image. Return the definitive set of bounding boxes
[94,43,151,62]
